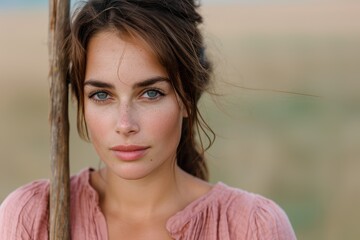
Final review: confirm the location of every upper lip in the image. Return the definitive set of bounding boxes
[110,145,150,152]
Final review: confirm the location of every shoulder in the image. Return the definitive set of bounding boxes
[0,169,92,239]
[167,182,296,239]
[0,179,50,239]
[217,183,297,239]
[0,169,93,239]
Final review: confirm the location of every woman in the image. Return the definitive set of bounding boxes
[0,0,296,239]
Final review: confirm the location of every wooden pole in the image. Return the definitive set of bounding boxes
[48,0,71,239]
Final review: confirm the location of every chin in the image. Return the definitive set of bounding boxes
[110,165,158,181]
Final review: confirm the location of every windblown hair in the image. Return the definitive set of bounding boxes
[69,0,214,181]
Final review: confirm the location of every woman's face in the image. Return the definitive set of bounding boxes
[84,31,187,180]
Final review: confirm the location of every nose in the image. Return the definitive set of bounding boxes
[115,103,140,135]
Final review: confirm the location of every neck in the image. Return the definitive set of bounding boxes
[95,164,189,221]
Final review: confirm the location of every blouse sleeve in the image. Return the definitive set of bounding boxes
[247,195,297,240]
[0,180,50,240]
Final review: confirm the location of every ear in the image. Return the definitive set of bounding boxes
[175,94,189,118]
[182,105,188,118]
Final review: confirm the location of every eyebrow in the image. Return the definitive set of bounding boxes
[84,76,170,89]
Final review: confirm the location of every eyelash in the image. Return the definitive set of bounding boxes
[141,88,165,100]
[87,88,165,103]
[88,90,111,103]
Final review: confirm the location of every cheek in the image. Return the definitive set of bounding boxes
[84,104,111,142]
[146,103,183,142]
[83,97,184,147]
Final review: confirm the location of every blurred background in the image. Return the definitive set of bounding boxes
[1,0,359,239]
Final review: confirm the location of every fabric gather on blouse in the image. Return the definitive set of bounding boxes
[0,168,296,239]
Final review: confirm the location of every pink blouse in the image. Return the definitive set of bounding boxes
[0,169,296,239]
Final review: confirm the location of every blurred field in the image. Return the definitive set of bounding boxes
[1,2,360,239]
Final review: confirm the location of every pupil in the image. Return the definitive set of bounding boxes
[148,91,157,98]
[97,92,107,99]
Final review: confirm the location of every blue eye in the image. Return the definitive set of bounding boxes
[142,89,163,99]
[146,90,159,98]
[90,91,110,101]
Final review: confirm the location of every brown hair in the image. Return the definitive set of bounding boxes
[69,0,214,181]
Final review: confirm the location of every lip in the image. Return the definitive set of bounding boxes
[110,145,150,161]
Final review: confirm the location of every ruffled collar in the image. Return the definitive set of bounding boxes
[77,168,231,238]
[166,182,229,236]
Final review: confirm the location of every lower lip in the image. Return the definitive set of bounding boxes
[112,149,148,161]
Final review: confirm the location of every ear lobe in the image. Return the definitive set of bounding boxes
[175,93,189,118]
[182,106,189,118]
[179,101,188,118]
[177,96,189,118]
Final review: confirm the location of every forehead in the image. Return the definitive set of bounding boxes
[85,30,168,83]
